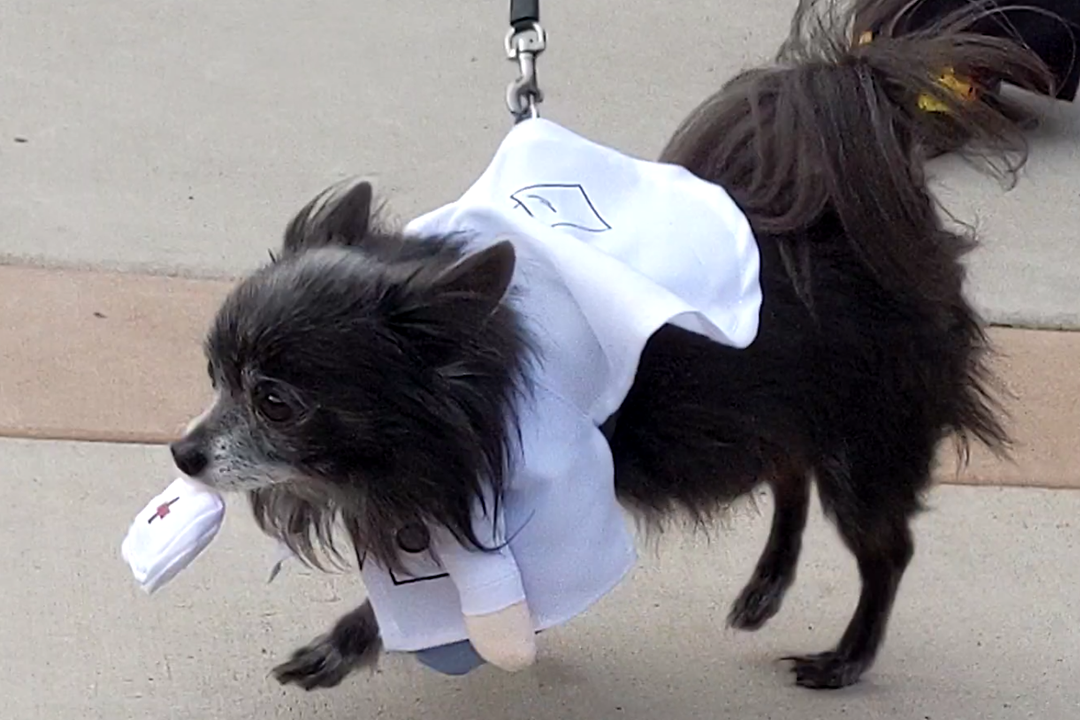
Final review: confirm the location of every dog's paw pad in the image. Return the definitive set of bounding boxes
[727,579,785,631]
[273,636,358,691]
[783,651,866,690]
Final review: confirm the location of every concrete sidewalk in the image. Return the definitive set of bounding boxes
[1,0,1078,718]
[3,438,1078,720]
[1,0,1079,325]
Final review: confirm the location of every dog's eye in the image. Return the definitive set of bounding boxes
[254,387,294,423]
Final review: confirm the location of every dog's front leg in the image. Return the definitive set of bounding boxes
[274,599,383,690]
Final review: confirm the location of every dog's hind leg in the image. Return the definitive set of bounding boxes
[785,440,929,690]
[274,599,383,690]
[728,470,811,631]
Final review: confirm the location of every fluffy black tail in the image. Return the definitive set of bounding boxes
[658,0,1052,455]
[661,0,1052,303]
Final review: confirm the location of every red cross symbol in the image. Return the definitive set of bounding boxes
[148,497,179,524]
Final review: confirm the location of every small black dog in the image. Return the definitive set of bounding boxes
[171,0,1050,692]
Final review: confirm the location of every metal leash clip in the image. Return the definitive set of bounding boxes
[505,20,546,122]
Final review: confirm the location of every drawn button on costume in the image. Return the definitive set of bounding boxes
[389,524,448,586]
[396,523,432,554]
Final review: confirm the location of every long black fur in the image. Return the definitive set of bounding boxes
[202,182,534,574]
[606,0,1049,688]
[172,0,1053,694]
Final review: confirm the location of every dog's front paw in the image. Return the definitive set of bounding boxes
[727,577,786,631]
[273,634,377,690]
[783,651,868,690]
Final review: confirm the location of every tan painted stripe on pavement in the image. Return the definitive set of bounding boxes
[0,265,1076,488]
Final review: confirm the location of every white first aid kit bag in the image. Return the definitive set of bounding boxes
[121,476,225,594]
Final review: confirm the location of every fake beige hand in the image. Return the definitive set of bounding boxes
[463,600,537,672]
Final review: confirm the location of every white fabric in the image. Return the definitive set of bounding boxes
[122,477,225,594]
[359,118,763,653]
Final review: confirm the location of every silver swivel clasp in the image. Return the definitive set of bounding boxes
[505,18,546,122]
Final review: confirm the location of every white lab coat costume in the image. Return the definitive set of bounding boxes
[360,118,763,653]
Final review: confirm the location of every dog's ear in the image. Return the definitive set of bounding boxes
[388,240,518,366]
[433,240,517,314]
[280,178,375,258]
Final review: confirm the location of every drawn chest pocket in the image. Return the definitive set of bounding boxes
[388,523,449,586]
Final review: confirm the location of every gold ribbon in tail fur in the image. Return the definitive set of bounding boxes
[856,30,977,113]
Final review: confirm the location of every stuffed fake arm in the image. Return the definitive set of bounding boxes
[430,511,537,672]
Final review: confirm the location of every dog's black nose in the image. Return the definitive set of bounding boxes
[171,437,209,477]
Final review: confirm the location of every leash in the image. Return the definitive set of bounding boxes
[505,0,546,123]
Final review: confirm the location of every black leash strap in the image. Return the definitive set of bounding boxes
[510,0,539,29]
[505,0,545,123]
